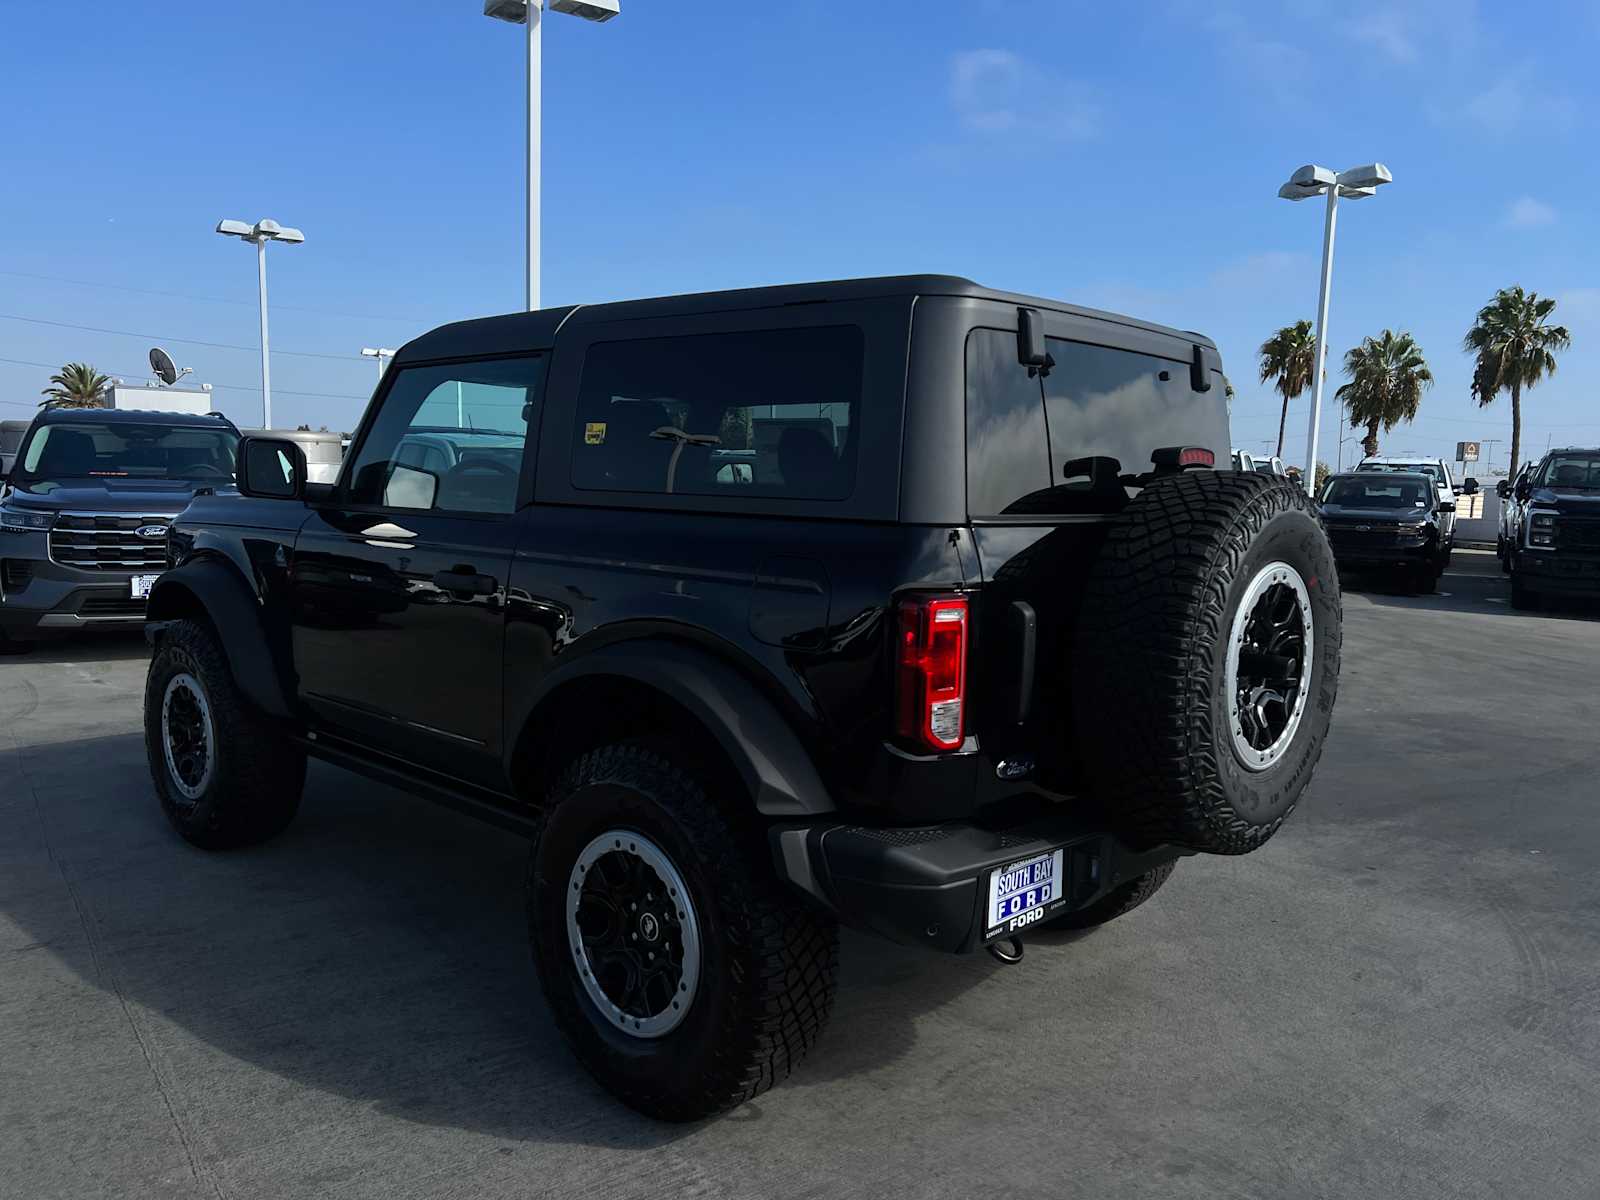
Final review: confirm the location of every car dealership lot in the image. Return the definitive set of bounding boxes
[3,550,1598,1200]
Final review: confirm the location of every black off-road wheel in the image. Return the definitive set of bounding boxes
[1040,861,1177,933]
[528,745,838,1122]
[144,618,305,850]
[1072,472,1342,855]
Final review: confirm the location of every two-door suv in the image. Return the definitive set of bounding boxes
[142,276,1342,1120]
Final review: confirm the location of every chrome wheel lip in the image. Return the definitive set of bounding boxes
[161,672,215,801]
[567,830,701,1040]
[1224,560,1314,773]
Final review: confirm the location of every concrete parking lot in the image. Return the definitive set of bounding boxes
[3,549,1598,1200]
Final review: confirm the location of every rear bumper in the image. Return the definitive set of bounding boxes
[772,810,1182,954]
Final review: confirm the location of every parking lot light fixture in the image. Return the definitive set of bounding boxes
[483,0,619,312]
[1277,162,1393,487]
[360,347,398,384]
[215,218,307,428]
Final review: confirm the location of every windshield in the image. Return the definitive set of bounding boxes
[1536,452,1600,489]
[1358,461,1442,485]
[17,421,239,482]
[1321,476,1434,510]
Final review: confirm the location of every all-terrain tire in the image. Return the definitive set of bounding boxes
[1040,861,1177,932]
[1510,574,1541,611]
[1071,471,1341,855]
[144,618,305,849]
[528,744,838,1122]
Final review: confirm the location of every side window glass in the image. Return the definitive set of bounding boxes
[571,326,863,501]
[964,328,1051,516]
[346,357,541,514]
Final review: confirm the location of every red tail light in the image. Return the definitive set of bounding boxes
[895,596,968,752]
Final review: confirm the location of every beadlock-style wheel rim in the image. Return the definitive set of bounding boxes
[161,672,215,801]
[1224,561,1314,772]
[567,830,701,1039]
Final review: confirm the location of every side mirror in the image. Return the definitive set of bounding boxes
[1438,500,1456,513]
[1016,307,1054,378]
[1461,477,1480,496]
[1495,480,1511,499]
[238,436,306,500]
[1515,480,1532,501]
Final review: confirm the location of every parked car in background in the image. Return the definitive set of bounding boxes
[0,408,238,649]
[1505,447,1600,610]
[1231,449,1259,473]
[1496,460,1536,573]
[1319,470,1450,593]
[140,274,1342,1121]
[1355,456,1477,563]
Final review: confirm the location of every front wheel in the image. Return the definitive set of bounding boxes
[528,745,838,1122]
[144,618,305,849]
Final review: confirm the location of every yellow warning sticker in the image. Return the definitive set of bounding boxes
[584,421,606,445]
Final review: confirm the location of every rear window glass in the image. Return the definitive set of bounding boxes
[572,326,863,501]
[964,328,1229,516]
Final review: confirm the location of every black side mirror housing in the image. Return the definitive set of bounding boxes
[238,436,307,501]
[1016,308,1054,378]
[1461,477,1480,496]
[1438,500,1456,513]
[1495,479,1511,499]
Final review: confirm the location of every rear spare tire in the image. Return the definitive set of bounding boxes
[1072,471,1341,855]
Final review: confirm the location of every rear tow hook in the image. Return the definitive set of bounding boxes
[986,936,1025,966]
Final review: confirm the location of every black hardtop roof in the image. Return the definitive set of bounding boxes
[392,275,1217,365]
[35,407,235,429]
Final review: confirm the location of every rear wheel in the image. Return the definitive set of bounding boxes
[1071,472,1341,855]
[144,618,304,849]
[527,744,838,1121]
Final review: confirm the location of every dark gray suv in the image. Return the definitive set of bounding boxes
[0,408,238,648]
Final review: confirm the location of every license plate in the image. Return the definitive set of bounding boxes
[986,848,1066,936]
[130,574,160,600]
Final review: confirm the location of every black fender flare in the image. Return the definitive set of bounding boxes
[147,560,293,720]
[513,639,834,817]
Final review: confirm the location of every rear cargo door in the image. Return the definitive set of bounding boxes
[963,314,1229,786]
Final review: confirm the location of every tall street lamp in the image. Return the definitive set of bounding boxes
[216,218,305,429]
[483,0,620,311]
[361,347,397,385]
[1277,162,1393,485]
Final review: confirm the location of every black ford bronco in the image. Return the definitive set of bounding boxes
[142,276,1342,1120]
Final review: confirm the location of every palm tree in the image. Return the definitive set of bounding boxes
[39,363,110,409]
[1257,320,1317,457]
[1463,286,1570,475]
[1336,331,1433,458]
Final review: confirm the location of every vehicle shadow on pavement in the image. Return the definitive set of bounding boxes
[1343,564,1600,623]
[0,632,150,666]
[4,730,1001,1143]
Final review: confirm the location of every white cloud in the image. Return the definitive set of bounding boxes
[949,50,1098,141]
[1346,10,1418,63]
[1504,196,1557,229]
[1457,76,1576,136]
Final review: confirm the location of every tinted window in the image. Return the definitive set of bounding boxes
[17,422,237,481]
[1538,453,1600,488]
[1321,477,1432,508]
[965,329,1052,516]
[571,326,863,501]
[346,357,540,514]
[1042,339,1229,514]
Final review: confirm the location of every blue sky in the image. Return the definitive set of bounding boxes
[2,0,1596,473]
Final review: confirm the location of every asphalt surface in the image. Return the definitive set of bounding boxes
[3,550,1598,1200]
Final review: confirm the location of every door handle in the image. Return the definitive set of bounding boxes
[432,568,497,596]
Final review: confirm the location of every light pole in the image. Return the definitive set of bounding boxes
[361,347,397,385]
[483,0,619,311]
[1277,162,1393,487]
[216,218,305,428]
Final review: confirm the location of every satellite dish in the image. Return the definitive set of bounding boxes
[150,347,179,385]
[148,347,192,387]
